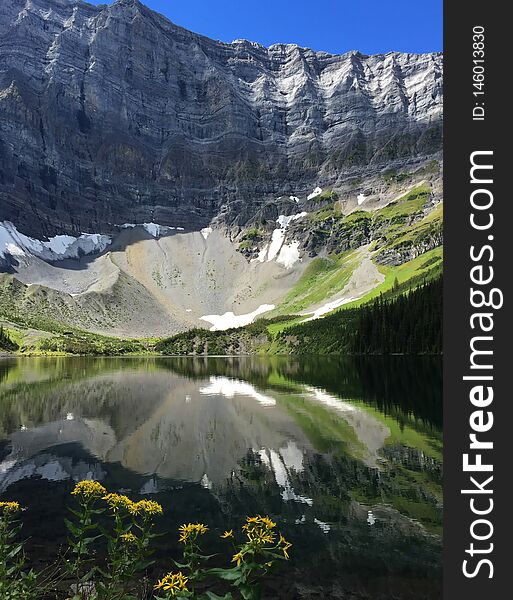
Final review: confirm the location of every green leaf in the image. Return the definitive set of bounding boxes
[206,567,242,582]
[204,592,234,600]
[239,583,261,600]
[198,552,217,560]
[65,517,81,536]
[134,558,155,571]
[173,560,190,569]
[6,543,23,559]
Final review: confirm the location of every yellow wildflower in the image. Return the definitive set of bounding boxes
[243,515,277,545]
[154,571,189,595]
[257,531,276,545]
[259,516,277,529]
[279,534,292,559]
[120,532,137,544]
[178,522,208,543]
[221,529,234,539]
[244,515,276,529]
[0,501,20,514]
[129,499,163,517]
[246,516,260,524]
[71,480,107,500]
[102,493,135,513]
[245,527,271,544]
[232,551,244,566]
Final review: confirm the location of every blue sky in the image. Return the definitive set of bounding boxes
[89,0,442,55]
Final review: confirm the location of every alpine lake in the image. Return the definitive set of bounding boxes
[0,356,442,599]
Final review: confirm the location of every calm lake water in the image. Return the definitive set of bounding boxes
[0,356,442,599]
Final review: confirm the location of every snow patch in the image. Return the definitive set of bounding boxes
[303,296,356,321]
[200,304,275,331]
[252,244,269,263]
[276,212,307,229]
[290,195,300,203]
[267,228,285,261]
[0,221,111,262]
[255,212,306,268]
[200,377,276,407]
[200,227,213,240]
[121,223,185,237]
[357,193,366,205]
[276,241,300,268]
[142,223,161,237]
[307,187,322,200]
[5,243,25,257]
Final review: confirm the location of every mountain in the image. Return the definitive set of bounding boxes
[0,0,442,237]
[0,0,443,341]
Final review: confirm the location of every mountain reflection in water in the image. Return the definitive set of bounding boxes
[0,356,442,599]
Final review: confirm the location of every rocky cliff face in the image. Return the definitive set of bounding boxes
[0,0,442,238]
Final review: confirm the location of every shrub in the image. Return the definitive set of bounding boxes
[0,326,18,352]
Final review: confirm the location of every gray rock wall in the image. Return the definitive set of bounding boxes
[0,0,442,238]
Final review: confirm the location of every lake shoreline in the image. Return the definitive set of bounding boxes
[0,350,443,358]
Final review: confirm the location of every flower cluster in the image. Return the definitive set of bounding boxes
[0,501,20,514]
[242,515,277,546]
[101,493,163,518]
[155,571,189,596]
[71,480,107,500]
[225,515,292,566]
[120,532,137,544]
[178,523,208,544]
[130,499,163,517]
[102,493,134,513]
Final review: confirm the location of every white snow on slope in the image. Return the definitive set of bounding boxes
[254,212,306,267]
[120,223,185,237]
[200,304,275,331]
[0,221,111,262]
[276,212,307,229]
[267,228,286,261]
[200,376,276,407]
[303,296,356,321]
[276,241,300,268]
[357,193,366,205]
[307,187,323,200]
[201,227,213,240]
[253,244,269,263]
[0,221,190,263]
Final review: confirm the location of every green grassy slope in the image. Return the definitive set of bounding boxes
[0,174,443,356]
